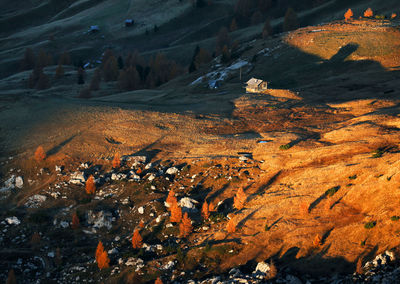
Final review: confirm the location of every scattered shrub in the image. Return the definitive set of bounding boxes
[85,175,96,194]
[266,260,277,280]
[375,14,385,20]
[283,7,298,32]
[348,175,357,180]
[155,277,163,284]
[202,201,210,220]
[166,189,177,209]
[112,153,121,168]
[364,221,376,229]
[265,223,271,231]
[71,213,80,230]
[371,148,384,158]
[391,13,397,19]
[344,9,354,21]
[132,230,143,249]
[89,69,101,91]
[391,216,400,221]
[262,19,273,39]
[226,218,236,233]
[364,8,373,18]
[356,258,363,274]
[170,202,182,223]
[233,188,246,210]
[103,55,120,81]
[179,212,193,238]
[34,146,46,162]
[97,250,110,270]
[77,67,85,84]
[95,241,104,262]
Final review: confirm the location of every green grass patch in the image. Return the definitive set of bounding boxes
[364,221,376,229]
[325,186,340,197]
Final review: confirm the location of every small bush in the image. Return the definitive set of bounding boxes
[371,148,384,158]
[348,175,357,180]
[391,216,400,221]
[265,223,271,231]
[325,186,340,197]
[375,14,386,20]
[364,221,376,229]
[279,143,291,150]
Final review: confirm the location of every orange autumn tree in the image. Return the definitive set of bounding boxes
[166,189,177,209]
[313,234,322,247]
[364,8,373,18]
[85,175,96,194]
[155,277,163,284]
[226,218,236,233]
[391,13,397,19]
[208,202,215,212]
[179,212,193,238]
[233,188,246,210]
[344,9,353,21]
[112,153,121,168]
[95,241,105,262]
[97,250,110,270]
[34,146,46,162]
[170,202,182,223]
[202,201,210,220]
[71,213,80,230]
[132,230,143,249]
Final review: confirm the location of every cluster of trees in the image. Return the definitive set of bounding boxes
[21,48,72,90]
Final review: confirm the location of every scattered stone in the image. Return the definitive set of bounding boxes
[87,210,113,230]
[5,216,20,225]
[162,260,175,270]
[25,195,47,208]
[70,172,85,185]
[179,197,199,213]
[111,173,127,181]
[60,221,69,228]
[138,207,144,214]
[48,252,55,258]
[15,176,23,188]
[166,167,179,175]
[148,174,156,181]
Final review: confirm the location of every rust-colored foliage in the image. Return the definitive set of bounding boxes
[170,202,182,223]
[139,220,145,228]
[226,218,236,233]
[356,258,363,274]
[85,175,96,194]
[95,241,105,262]
[166,189,177,209]
[97,250,110,270]
[391,13,397,19]
[233,188,246,210]
[313,234,322,247]
[208,202,216,212]
[364,8,373,18]
[344,9,354,21]
[266,260,277,280]
[202,201,210,220]
[154,277,163,284]
[179,212,193,238]
[112,153,121,168]
[34,146,46,162]
[132,230,143,249]
[71,213,80,230]
[6,269,16,284]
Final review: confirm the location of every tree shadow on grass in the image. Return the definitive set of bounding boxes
[46,133,78,156]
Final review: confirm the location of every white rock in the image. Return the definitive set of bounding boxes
[148,174,155,181]
[60,221,69,228]
[178,197,199,213]
[166,223,173,228]
[48,252,55,258]
[156,216,161,223]
[70,172,85,185]
[87,210,113,230]
[25,195,47,208]
[166,167,179,175]
[55,165,62,172]
[138,207,144,214]
[145,163,153,169]
[254,261,270,274]
[5,216,20,225]
[108,248,119,255]
[15,176,23,189]
[114,236,121,242]
[4,176,15,189]
[162,260,175,270]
